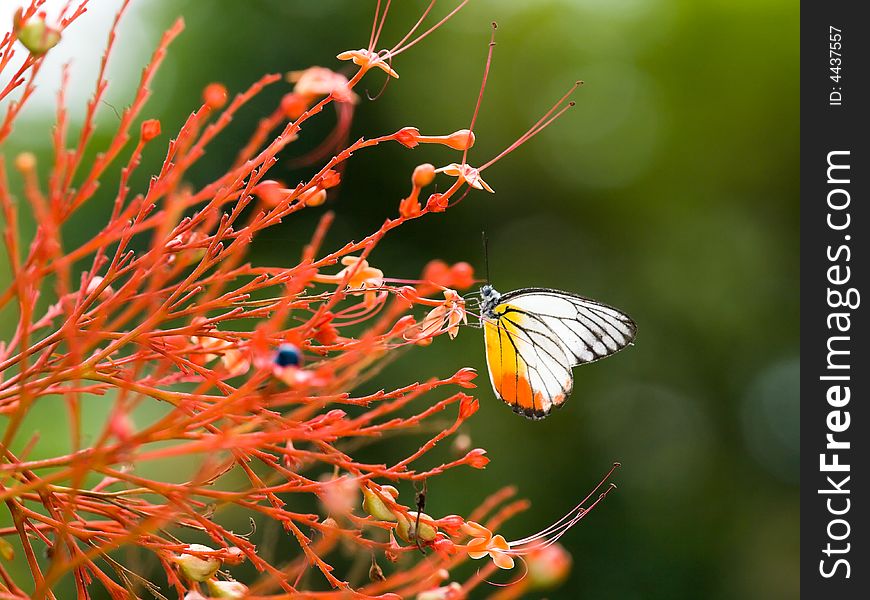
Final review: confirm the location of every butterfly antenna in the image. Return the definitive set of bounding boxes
[482,231,491,285]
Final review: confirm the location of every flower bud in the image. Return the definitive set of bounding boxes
[206,579,249,599]
[452,433,472,456]
[464,448,489,469]
[380,485,399,499]
[362,487,398,521]
[452,368,478,388]
[396,286,419,304]
[319,474,359,516]
[422,260,449,287]
[396,511,438,542]
[449,262,475,290]
[108,410,134,443]
[252,180,288,208]
[425,193,448,213]
[432,534,458,558]
[389,315,417,337]
[203,83,228,110]
[13,10,61,56]
[444,129,475,151]
[14,152,36,173]
[221,348,251,377]
[458,395,479,419]
[301,188,327,207]
[527,543,572,589]
[85,275,115,300]
[369,558,386,582]
[416,582,464,600]
[223,547,246,565]
[395,127,421,148]
[174,544,221,582]
[399,195,422,218]
[412,163,436,188]
[140,119,161,142]
[318,169,342,189]
[313,313,339,345]
[0,537,14,560]
[281,92,309,119]
[385,531,401,562]
[435,515,465,535]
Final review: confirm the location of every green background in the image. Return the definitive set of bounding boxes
[1,0,798,598]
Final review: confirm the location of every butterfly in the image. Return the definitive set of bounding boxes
[478,284,636,420]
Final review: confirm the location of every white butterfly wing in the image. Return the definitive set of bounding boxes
[484,288,636,419]
[499,288,637,365]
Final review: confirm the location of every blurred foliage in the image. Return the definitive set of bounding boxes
[1,0,798,598]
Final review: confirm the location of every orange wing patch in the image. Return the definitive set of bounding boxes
[484,315,547,418]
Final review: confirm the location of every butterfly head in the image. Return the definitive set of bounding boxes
[479,284,501,317]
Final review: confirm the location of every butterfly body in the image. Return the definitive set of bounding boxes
[480,285,636,420]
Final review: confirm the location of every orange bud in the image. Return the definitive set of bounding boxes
[412,163,436,188]
[13,152,36,173]
[527,543,572,590]
[435,515,465,535]
[223,547,246,565]
[444,129,475,151]
[314,321,339,345]
[399,195,422,218]
[464,448,489,469]
[318,169,342,189]
[395,127,421,148]
[385,531,401,562]
[390,315,417,336]
[301,188,327,207]
[281,92,309,119]
[203,83,228,110]
[425,193,448,212]
[108,410,134,442]
[140,119,161,142]
[449,262,475,290]
[252,180,288,207]
[397,286,419,303]
[433,534,459,558]
[458,395,479,418]
[452,368,478,388]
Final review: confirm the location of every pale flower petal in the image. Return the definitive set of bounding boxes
[491,551,515,570]
[461,521,492,539]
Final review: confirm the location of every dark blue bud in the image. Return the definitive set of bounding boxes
[274,343,301,367]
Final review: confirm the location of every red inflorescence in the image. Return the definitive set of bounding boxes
[0,1,610,598]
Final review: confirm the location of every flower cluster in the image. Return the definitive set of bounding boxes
[0,1,612,598]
